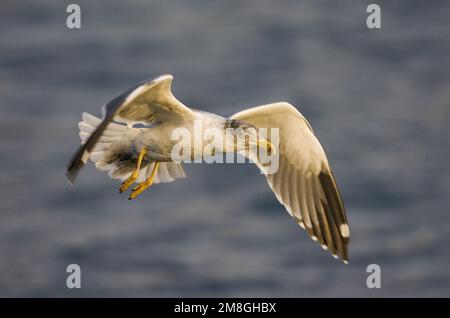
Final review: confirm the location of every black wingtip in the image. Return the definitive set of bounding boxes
[65,151,85,185]
[65,171,76,185]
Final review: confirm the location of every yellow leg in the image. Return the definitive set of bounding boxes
[129,162,159,200]
[119,146,147,193]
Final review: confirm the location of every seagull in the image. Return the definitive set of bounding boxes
[66,74,350,263]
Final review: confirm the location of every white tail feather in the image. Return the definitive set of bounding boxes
[78,112,186,184]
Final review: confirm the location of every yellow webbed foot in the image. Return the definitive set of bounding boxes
[119,176,137,193]
[128,162,159,200]
[118,146,148,193]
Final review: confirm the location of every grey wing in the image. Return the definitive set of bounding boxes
[66,74,195,183]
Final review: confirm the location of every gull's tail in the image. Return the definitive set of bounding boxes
[66,112,185,184]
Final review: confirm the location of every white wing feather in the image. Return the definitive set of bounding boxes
[105,74,196,126]
[231,102,350,262]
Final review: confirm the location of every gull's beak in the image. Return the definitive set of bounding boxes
[256,139,276,155]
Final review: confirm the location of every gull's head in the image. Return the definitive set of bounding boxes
[223,119,274,154]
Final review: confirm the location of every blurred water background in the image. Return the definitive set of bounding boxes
[0,0,449,297]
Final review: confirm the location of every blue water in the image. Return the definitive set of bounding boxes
[0,0,450,297]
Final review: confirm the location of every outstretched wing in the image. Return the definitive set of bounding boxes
[66,74,195,184]
[231,102,350,262]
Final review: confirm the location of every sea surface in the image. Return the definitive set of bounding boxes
[0,0,449,296]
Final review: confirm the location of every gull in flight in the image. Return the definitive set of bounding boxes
[66,74,350,263]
